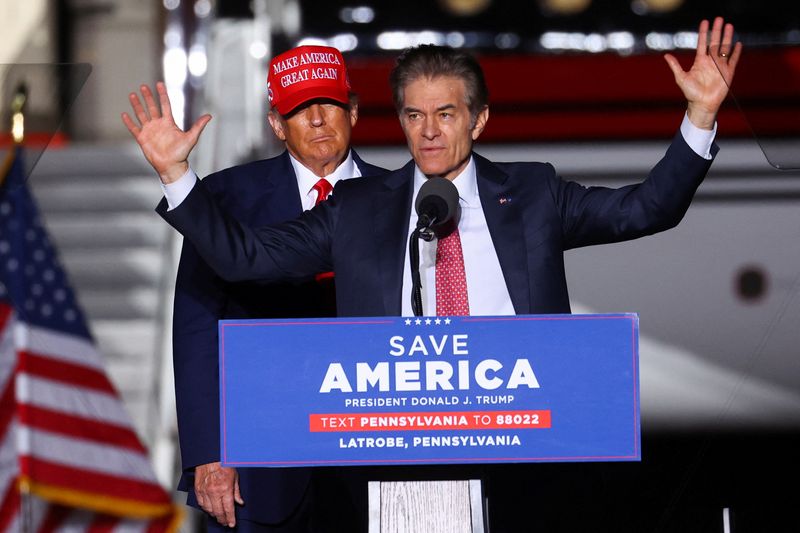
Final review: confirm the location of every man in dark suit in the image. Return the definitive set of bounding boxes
[128,17,740,531]
[124,45,383,533]
[151,18,739,316]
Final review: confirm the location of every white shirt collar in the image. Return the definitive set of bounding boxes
[289,149,358,198]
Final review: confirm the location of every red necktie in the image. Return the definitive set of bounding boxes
[436,228,470,316]
[312,178,335,285]
[312,178,332,206]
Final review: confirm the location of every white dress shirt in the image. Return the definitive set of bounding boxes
[288,151,360,210]
[400,157,515,317]
[161,150,360,210]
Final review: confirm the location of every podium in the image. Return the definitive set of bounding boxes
[218,314,640,531]
[368,480,484,533]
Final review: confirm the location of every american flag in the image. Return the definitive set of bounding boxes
[0,147,182,532]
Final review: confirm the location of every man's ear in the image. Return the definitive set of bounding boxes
[471,105,489,141]
[349,102,359,128]
[267,110,286,141]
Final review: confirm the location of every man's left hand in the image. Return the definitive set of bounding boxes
[664,16,742,130]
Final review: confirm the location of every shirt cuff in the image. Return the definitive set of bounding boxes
[161,168,198,210]
[680,113,717,160]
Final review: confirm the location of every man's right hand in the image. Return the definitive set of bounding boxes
[121,81,212,184]
[194,461,244,527]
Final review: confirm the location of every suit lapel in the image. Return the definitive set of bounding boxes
[474,154,531,314]
[267,151,304,218]
[235,151,304,224]
[374,161,415,315]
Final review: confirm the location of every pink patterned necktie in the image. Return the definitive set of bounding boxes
[435,228,470,316]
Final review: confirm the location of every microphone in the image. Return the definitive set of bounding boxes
[414,177,460,238]
[409,177,460,315]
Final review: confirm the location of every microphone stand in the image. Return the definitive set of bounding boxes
[409,215,436,317]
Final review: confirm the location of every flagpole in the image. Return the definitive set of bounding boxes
[7,81,33,533]
[11,85,26,145]
[0,84,25,186]
[20,479,32,533]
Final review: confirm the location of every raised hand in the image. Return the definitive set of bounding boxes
[122,82,212,183]
[194,461,244,527]
[664,17,742,130]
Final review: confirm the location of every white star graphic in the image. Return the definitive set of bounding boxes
[404,318,412,325]
[415,318,422,325]
[444,318,451,325]
[425,318,432,325]
[434,318,441,325]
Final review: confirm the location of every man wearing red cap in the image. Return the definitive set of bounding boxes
[123,45,382,533]
[128,16,740,531]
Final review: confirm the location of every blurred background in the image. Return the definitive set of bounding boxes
[2,0,799,531]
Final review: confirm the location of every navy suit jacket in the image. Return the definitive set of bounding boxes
[171,149,384,524]
[160,131,715,319]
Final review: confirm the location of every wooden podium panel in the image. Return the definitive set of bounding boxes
[368,480,484,533]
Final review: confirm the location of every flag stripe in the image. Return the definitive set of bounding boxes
[0,424,18,491]
[3,511,20,533]
[19,350,117,395]
[37,503,71,533]
[19,404,147,453]
[0,372,14,443]
[17,322,106,373]
[21,475,174,520]
[144,511,182,533]
[0,304,11,332]
[17,373,133,427]
[115,520,149,533]
[25,492,53,533]
[87,514,122,533]
[0,304,18,533]
[0,306,15,403]
[59,511,93,533]
[18,427,158,484]
[62,507,118,533]
[116,521,149,533]
[19,458,168,506]
[0,416,18,495]
[0,476,20,532]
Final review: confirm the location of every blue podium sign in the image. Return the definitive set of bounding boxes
[219,314,640,467]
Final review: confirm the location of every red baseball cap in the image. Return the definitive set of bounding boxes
[267,45,351,115]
